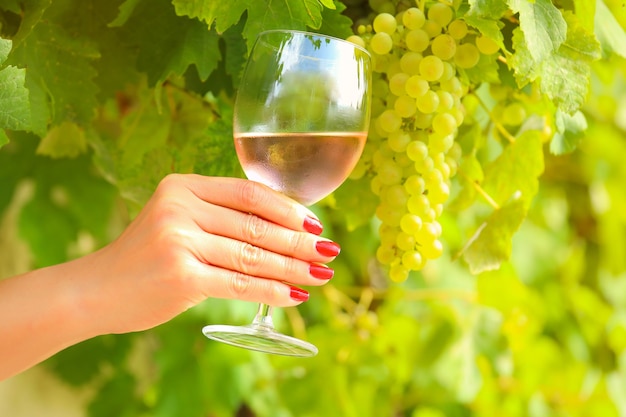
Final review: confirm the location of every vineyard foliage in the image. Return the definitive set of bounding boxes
[1,0,626,416]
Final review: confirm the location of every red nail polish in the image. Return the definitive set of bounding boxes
[309,264,334,280]
[290,286,309,302]
[315,240,341,257]
[303,216,323,235]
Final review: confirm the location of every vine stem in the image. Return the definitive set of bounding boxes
[284,305,307,340]
[323,284,359,313]
[457,166,501,210]
[473,92,517,144]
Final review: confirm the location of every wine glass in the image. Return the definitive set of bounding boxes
[202,29,371,357]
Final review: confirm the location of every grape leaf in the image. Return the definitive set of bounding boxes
[508,0,567,64]
[318,0,354,40]
[8,19,100,130]
[462,15,505,48]
[173,0,329,50]
[550,109,587,155]
[0,64,31,131]
[594,0,626,58]
[36,121,87,158]
[461,193,526,274]
[466,0,509,20]
[0,37,10,61]
[482,130,544,210]
[120,0,220,86]
[0,129,8,148]
[108,0,143,27]
[8,0,52,46]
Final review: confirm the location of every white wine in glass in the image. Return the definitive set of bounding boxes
[203,30,371,357]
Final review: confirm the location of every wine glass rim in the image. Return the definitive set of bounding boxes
[256,29,371,57]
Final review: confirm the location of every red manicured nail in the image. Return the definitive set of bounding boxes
[289,286,309,302]
[309,264,334,280]
[303,216,323,235]
[315,240,341,257]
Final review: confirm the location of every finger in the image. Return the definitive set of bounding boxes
[191,202,340,263]
[177,174,324,235]
[197,263,311,307]
[196,232,334,286]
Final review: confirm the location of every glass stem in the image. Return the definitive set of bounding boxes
[251,303,275,330]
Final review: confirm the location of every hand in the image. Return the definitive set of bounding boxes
[80,174,339,335]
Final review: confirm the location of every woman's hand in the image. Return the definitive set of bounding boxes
[81,174,339,335]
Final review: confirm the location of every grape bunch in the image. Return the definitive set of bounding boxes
[346,1,500,282]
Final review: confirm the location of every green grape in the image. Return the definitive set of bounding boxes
[454,43,480,69]
[419,55,444,81]
[414,155,435,173]
[400,51,423,75]
[416,90,440,113]
[385,184,409,207]
[404,174,426,195]
[370,175,382,195]
[347,35,366,48]
[373,78,390,97]
[406,139,429,162]
[389,264,410,282]
[405,75,429,98]
[427,180,450,204]
[389,72,410,96]
[447,141,462,161]
[440,61,455,81]
[370,32,394,55]
[475,35,500,55]
[432,112,458,136]
[402,7,426,30]
[414,111,434,129]
[388,130,412,152]
[396,231,416,251]
[502,102,527,126]
[407,194,430,215]
[401,250,424,270]
[405,29,430,52]
[374,12,398,35]
[431,34,456,60]
[376,203,403,226]
[369,0,395,14]
[436,90,454,111]
[394,95,417,118]
[420,238,443,259]
[450,105,465,126]
[376,245,396,265]
[427,2,453,27]
[400,213,423,234]
[428,132,454,153]
[377,158,403,185]
[415,221,438,243]
[423,20,442,38]
[378,109,402,132]
[440,76,463,96]
[447,19,468,39]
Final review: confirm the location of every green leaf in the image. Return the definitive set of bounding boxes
[8,19,100,129]
[594,0,626,58]
[0,64,31,131]
[121,0,220,85]
[318,0,354,40]
[462,15,505,48]
[550,110,587,155]
[466,0,509,20]
[508,0,567,63]
[108,0,143,27]
[482,130,544,210]
[461,193,526,274]
[0,129,8,148]
[0,37,11,63]
[36,121,87,158]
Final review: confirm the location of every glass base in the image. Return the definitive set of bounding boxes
[202,324,318,357]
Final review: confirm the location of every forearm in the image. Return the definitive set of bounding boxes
[0,255,98,380]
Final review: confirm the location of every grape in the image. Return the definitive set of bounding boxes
[402,7,426,30]
[377,158,403,185]
[427,181,450,204]
[432,112,458,136]
[436,90,454,111]
[428,2,453,27]
[423,20,442,38]
[385,184,409,207]
[405,29,430,52]
[376,245,396,265]
[400,51,423,75]
[405,75,429,98]
[406,139,429,162]
[373,12,398,35]
[400,213,423,234]
[416,90,440,114]
[440,61,455,81]
[419,55,444,81]
[407,194,430,215]
[420,239,443,259]
[389,72,410,96]
[378,109,402,132]
[346,35,366,48]
[370,32,394,55]
[394,95,417,118]
[448,19,468,39]
[404,174,426,195]
[502,102,527,126]
[475,35,500,55]
[389,264,410,282]
[428,132,454,153]
[454,43,480,68]
[431,34,456,60]
[414,111,434,129]
[396,231,416,251]
[388,130,412,152]
[401,250,424,270]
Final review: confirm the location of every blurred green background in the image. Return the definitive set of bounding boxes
[1,0,626,416]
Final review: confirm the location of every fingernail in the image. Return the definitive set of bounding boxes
[303,216,323,235]
[290,286,310,302]
[315,240,341,257]
[309,264,334,280]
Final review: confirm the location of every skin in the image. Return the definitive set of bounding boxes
[0,174,338,380]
